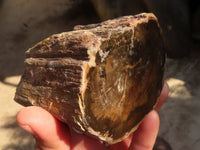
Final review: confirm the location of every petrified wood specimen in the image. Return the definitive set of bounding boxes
[15,13,165,144]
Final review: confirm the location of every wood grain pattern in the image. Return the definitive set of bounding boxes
[15,13,165,144]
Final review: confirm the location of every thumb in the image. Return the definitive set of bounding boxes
[16,106,70,150]
[129,110,159,150]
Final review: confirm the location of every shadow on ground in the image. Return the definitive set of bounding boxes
[1,116,34,150]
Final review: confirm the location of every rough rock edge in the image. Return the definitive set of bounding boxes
[15,13,163,144]
[78,13,160,144]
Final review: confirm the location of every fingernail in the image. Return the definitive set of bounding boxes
[20,125,35,135]
[164,82,169,95]
[164,81,169,90]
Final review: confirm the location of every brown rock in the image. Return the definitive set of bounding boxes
[15,13,165,144]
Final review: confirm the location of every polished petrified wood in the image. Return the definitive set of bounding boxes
[15,13,165,144]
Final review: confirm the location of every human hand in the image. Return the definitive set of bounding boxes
[16,82,169,150]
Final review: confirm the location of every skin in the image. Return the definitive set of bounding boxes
[16,82,169,150]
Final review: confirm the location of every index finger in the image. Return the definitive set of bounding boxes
[154,81,169,111]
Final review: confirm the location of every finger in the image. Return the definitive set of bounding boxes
[70,129,107,150]
[70,126,133,150]
[16,106,70,150]
[109,134,133,150]
[129,110,159,150]
[154,81,169,111]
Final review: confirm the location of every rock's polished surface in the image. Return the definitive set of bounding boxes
[15,13,165,144]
